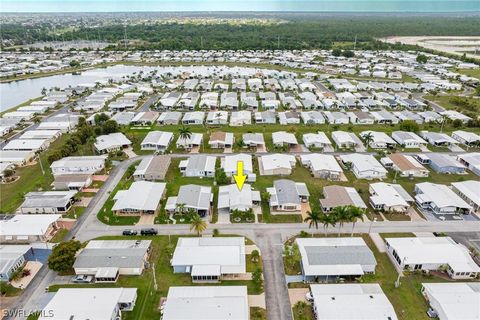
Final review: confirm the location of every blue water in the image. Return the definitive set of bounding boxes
[3,0,480,12]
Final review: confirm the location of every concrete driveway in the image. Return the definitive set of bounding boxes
[288,288,309,305]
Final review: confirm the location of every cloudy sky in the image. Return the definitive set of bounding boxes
[3,0,479,12]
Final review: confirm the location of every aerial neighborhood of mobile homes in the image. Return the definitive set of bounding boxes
[1,42,479,320]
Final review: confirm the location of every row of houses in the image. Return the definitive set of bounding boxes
[100,108,475,127]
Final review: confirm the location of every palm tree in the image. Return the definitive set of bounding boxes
[190,213,207,236]
[304,210,321,236]
[362,132,374,149]
[332,206,349,236]
[346,205,364,236]
[320,213,337,236]
[178,126,192,146]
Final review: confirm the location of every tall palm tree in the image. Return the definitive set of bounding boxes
[304,210,321,235]
[332,206,349,237]
[321,213,337,236]
[178,126,192,142]
[346,205,364,237]
[362,132,374,149]
[190,213,207,236]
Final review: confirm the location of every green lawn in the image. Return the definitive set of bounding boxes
[293,301,315,320]
[97,162,141,225]
[456,68,480,80]
[423,94,480,116]
[0,282,22,297]
[65,206,85,219]
[46,235,263,320]
[251,307,268,320]
[49,229,69,243]
[287,233,450,320]
[0,132,98,213]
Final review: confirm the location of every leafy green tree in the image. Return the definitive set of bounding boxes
[102,120,119,134]
[215,167,229,185]
[94,113,110,125]
[48,240,81,272]
[342,50,355,58]
[332,48,342,56]
[399,120,419,132]
[251,250,260,263]
[69,60,80,68]
[252,268,263,291]
[416,54,428,63]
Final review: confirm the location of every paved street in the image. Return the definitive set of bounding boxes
[254,231,293,320]
[7,152,480,320]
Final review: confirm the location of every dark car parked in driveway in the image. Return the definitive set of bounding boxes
[140,228,158,235]
[122,229,138,236]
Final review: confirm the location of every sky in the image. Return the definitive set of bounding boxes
[2,0,480,13]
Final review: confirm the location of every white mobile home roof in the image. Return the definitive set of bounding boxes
[332,131,356,145]
[300,154,342,173]
[3,138,47,151]
[19,130,61,140]
[0,214,61,236]
[112,181,165,211]
[260,154,296,171]
[171,237,245,274]
[95,132,131,151]
[422,283,480,320]
[415,182,472,210]
[163,286,249,320]
[369,182,413,207]
[222,153,253,174]
[0,150,34,164]
[386,237,480,274]
[296,238,376,277]
[218,184,260,211]
[39,288,137,320]
[141,131,173,147]
[272,131,298,145]
[302,132,331,146]
[310,284,398,320]
[451,180,480,208]
[340,154,387,175]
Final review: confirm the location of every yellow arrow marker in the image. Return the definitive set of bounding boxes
[234,160,247,191]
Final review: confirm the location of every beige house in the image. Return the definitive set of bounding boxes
[259,154,296,176]
[320,185,367,213]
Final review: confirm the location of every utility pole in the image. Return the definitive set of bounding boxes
[200,36,203,49]
[39,155,45,175]
[277,36,280,50]
[152,263,158,290]
[354,35,357,50]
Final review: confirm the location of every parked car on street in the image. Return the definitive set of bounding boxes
[141,228,158,235]
[122,229,138,236]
